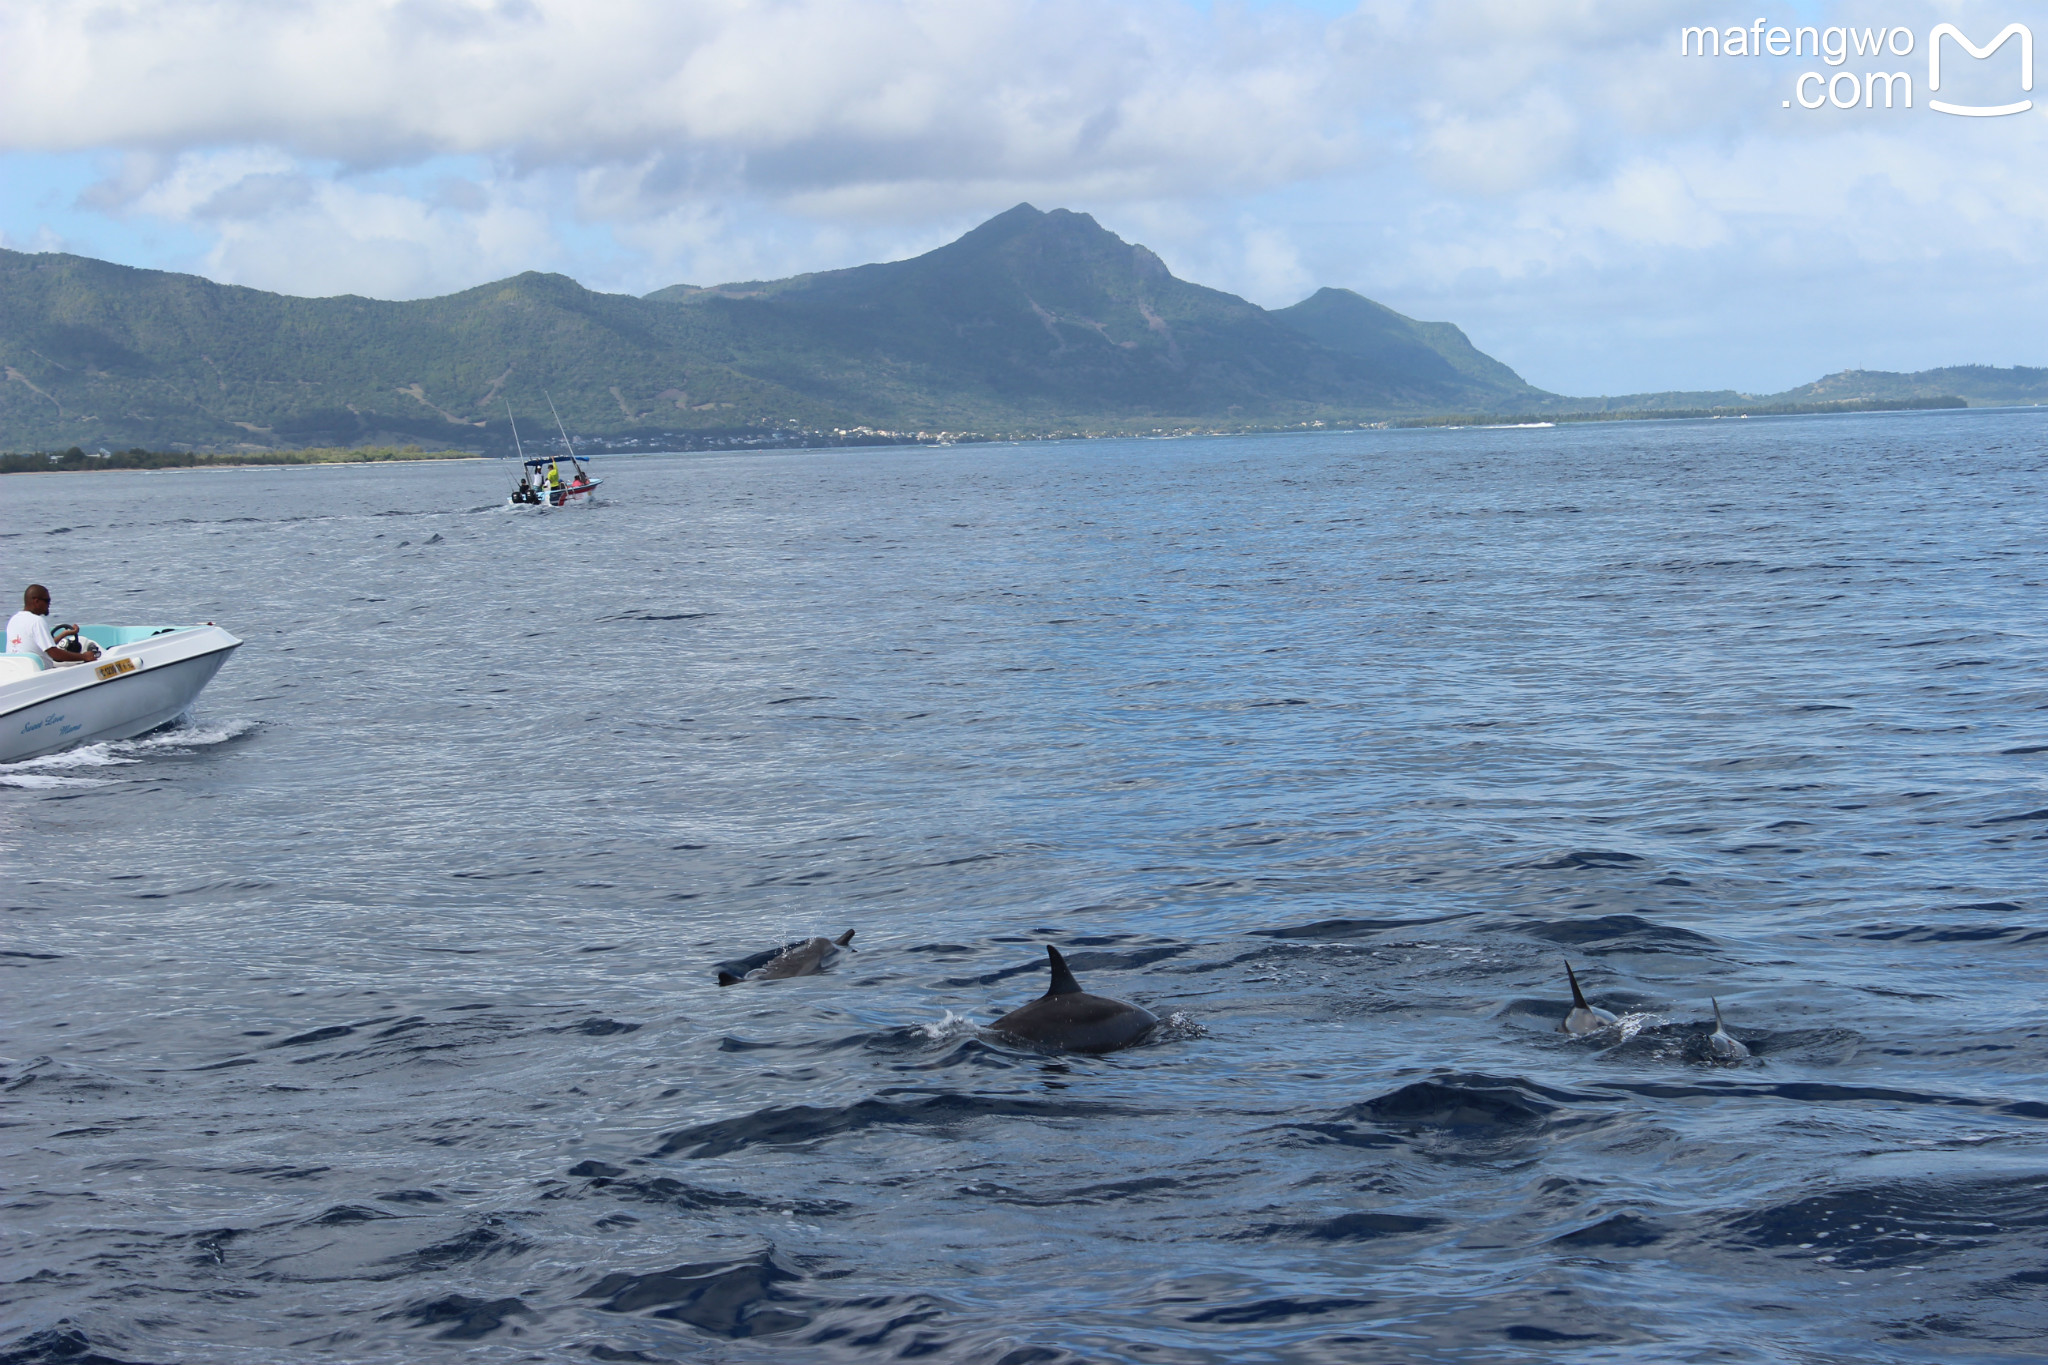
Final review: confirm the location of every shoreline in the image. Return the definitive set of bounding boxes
[4,397,2029,474]
[0,450,485,476]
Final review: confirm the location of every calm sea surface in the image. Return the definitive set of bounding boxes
[3,411,2047,1364]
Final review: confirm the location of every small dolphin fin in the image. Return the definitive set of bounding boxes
[716,971,742,987]
[1044,945,1083,997]
[1564,959,1590,1010]
[835,930,856,947]
[1712,996,1727,1031]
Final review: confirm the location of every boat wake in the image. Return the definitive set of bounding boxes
[0,718,256,787]
[122,716,258,754]
[0,770,109,789]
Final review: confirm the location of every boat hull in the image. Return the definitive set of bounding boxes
[508,477,603,509]
[0,626,241,764]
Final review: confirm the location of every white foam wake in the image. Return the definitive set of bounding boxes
[119,717,258,753]
[0,771,112,789]
[0,717,256,788]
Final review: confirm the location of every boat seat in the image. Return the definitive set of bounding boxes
[0,653,47,682]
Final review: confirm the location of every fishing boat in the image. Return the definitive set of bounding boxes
[505,394,603,509]
[509,457,601,507]
[1,623,242,763]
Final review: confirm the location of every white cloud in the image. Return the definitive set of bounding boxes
[119,153,569,298]
[119,149,301,220]
[1417,90,1583,195]
[1,0,2044,392]
[0,0,1352,203]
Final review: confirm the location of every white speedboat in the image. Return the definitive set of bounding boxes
[0,624,241,763]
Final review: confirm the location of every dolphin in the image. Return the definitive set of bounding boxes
[989,946,1159,1054]
[1558,960,1619,1035]
[717,930,856,986]
[1707,997,1750,1061]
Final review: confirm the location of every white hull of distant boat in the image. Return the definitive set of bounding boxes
[0,625,241,764]
[507,476,602,510]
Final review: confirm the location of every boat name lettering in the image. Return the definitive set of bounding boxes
[20,712,63,734]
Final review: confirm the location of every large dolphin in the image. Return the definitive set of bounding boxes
[1558,960,1619,1035]
[990,946,1158,1054]
[1707,997,1750,1061]
[717,930,856,986]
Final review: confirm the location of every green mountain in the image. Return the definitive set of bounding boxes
[1772,365,2048,407]
[3,203,2036,454]
[0,205,1539,451]
[643,206,1542,427]
[0,257,826,452]
[1544,367,2048,415]
[1273,287,1537,396]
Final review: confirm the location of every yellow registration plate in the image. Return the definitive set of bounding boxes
[95,658,138,681]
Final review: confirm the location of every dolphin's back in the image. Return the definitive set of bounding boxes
[992,992,1159,1054]
[1559,959,1619,1034]
[753,936,834,980]
[721,930,857,985]
[990,946,1159,1054]
[1708,997,1750,1060]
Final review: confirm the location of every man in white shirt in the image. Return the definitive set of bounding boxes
[7,584,101,664]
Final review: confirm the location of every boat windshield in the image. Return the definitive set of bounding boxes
[78,625,192,648]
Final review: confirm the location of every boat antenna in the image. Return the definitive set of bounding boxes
[545,391,578,465]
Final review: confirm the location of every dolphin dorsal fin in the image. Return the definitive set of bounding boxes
[1712,996,1727,1031]
[1564,960,1589,1010]
[835,930,856,946]
[1045,945,1082,997]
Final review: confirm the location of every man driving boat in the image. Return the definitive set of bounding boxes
[7,584,102,664]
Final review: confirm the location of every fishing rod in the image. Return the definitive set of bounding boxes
[506,399,527,463]
[504,399,543,505]
[545,391,582,472]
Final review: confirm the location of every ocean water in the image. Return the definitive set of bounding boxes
[3,410,2046,1364]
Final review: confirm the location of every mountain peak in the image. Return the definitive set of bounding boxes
[933,203,1140,270]
[629,204,1534,420]
[1275,286,1535,395]
[0,207,1554,452]
[958,202,1045,239]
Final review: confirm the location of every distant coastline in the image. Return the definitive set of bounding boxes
[1391,395,1973,429]
[0,445,479,475]
[4,395,2014,473]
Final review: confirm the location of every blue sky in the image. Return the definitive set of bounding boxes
[1,0,2042,396]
